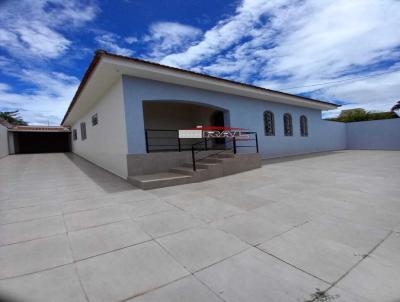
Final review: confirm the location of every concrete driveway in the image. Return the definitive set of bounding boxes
[0,151,399,302]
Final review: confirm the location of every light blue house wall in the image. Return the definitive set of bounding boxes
[122,76,347,159]
[347,119,400,150]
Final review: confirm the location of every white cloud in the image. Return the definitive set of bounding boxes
[125,36,138,44]
[157,0,400,114]
[320,67,400,117]
[0,70,79,125]
[144,22,202,61]
[159,0,274,67]
[0,0,98,59]
[253,0,400,85]
[0,56,11,67]
[2,0,399,125]
[0,0,97,125]
[95,33,134,56]
[15,22,71,59]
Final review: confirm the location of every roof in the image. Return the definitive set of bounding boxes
[61,50,339,125]
[10,125,70,132]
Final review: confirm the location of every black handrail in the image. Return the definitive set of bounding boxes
[190,131,259,171]
[191,147,196,171]
[145,129,213,152]
[191,138,232,171]
[145,129,182,152]
[145,129,259,171]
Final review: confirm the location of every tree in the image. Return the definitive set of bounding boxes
[326,108,398,122]
[391,101,400,112]
[337,108,368,122]
[0,110,28,125]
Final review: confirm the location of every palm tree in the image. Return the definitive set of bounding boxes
[391,101,400,112]
[0,110,28,125]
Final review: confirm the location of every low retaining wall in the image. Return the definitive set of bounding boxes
[127,151,262,177]
[346,119,400,150]
[127,150,216,176]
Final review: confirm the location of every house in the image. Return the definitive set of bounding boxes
[61,50,348,188]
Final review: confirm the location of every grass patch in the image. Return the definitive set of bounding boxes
[306,289,340,302]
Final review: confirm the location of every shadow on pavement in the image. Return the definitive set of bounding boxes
[63,152,140,194]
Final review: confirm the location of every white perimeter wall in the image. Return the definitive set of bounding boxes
[347,118,400,150]
[71,78,129,178]
[0,124,8,159]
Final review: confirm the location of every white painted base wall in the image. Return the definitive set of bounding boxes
[71,78,129,178]
[0,124,9,159]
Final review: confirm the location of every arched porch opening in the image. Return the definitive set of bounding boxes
[142,100,229,152]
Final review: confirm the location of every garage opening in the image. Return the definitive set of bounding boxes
[10,126,71,154]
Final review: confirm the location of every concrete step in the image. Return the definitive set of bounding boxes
[128,172,192,190]
[169,166,206,176]
[128,153,261,190]
[183,162,219,169]
[212,152,235,158]
[199,157,225,163]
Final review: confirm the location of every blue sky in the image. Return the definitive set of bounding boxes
[0,0,399,125]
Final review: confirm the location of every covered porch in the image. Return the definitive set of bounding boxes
[126,100,261,188]
[143,100,229,152]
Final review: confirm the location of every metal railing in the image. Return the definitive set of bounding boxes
[190,131,259,171]
[145,129,206,152]
[144,129,259,171]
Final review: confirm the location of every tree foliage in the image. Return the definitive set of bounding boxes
[326,108,398,123]
[0,110,28,125]
[392,100,400,112]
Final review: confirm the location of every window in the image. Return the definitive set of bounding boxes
[283,113,293,136]
[72,129,77,141]
[80,122,87,140]
[91,113,98,126]
[263,111,275,136]
[300,115,308,137]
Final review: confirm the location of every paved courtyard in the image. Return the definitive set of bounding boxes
[0,150,399,302]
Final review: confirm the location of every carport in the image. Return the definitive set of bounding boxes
[9,126,71,154]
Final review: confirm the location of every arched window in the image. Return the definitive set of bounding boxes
[300,115,308,137]
[283,113,293,136]
[263,111,275,136]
